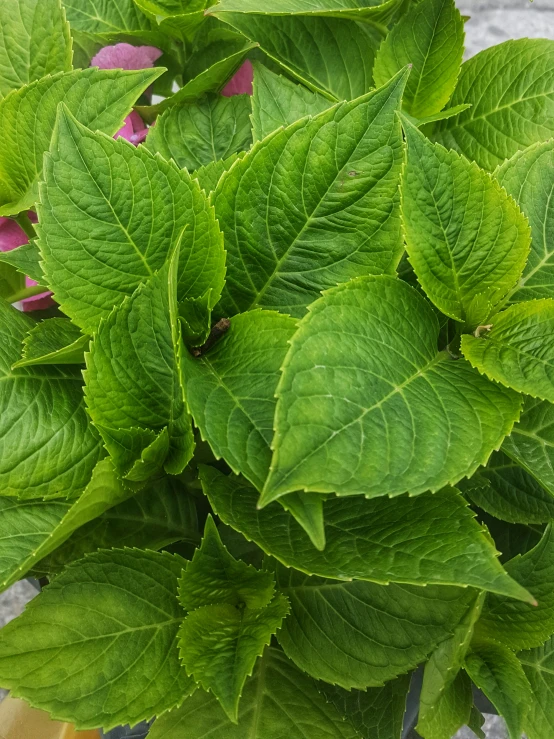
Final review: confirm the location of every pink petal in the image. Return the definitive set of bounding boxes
[222,61,254,97]
[114,111,148,145]
[22,276,54,312]
[91,43,163,71]
[0,217,29,252]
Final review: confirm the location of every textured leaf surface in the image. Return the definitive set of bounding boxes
[38,107,225,333]
[0,298,103,498]
[0,67,161,215]
[64,0,152,33]
[14,318,88,368]
[203,467,532,601]
[496,141,554,302]
[0,0,72,100]
[0,262,24,302]
[0,241,44,284]
[194,153,241,194]
[0,549,194,730]
[263,277,521,502]
[402,120,530,322]
[211,0,403,21]
[418,671,472,739]
[145,94,252,171]
[519,636,554,739]
[149,646,360,738]
[431,39,554,171]
[373,0,464,118]
[214,73,407,317]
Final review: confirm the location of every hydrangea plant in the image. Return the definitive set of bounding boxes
[0,0,553,737]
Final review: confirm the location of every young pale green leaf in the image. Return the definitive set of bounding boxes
[402,120,530,322]
[464,643,531,739]
[132,0,208,40]
[14,318,88,368]
[0,67,162,216]
[146,94,252,171]
[519,636,554,739]
[0,262,25,303]
[179,516,275,611]
[0,549,194,730]
[214,72,407,317]
[462,300,554,402]
[0,241,44,284]
[431,39,554,171]
[85,252,195,480]
[202,467,533,602]
[64,0,153,33]
[0,459,131,592]
[251,62,331,142]
[461,450,554,525]
[38,107,225,333]
[418,671,473,739]
[496,141,554,303]
[373,0,464,118]
[0,0,72,100]
[0,298,103,499]
[179,596,290,722]
[477,525,554,651]
[194,153,241,194]
[276,564,474,688]
[263,276,521,503]
[211,0,404,22]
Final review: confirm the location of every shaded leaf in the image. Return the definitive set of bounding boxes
[519,636,554,739]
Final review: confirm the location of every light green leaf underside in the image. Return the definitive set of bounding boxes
[0,0,72,100]
[0,549,194,731]
[0,67,161,216]
[202,467,533,602]
[0,459,130,592]
[38,107,225,334]
[214,72,407,317]
[263,276,521,502]
[145,93,252,172]
[14,318,88,368]
[402,120,530,323]
[147,646,361,739]
[63,0,152,33]
[431,39,554,172]
[519,636,554,739]
[211,0,403,21]
[251,62,331,142]
[0,241,44,284]
[276,564,474,689]
[194,152,241,194]
[373,0,464,118]
[409,103,471,128]
[0,298,103,499]
[496,140,554,302]
[464,643,531,739]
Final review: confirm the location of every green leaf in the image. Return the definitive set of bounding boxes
[178,596,289,722]
[0,241,45,284]
[468,706,486,739]
[462,300,554,401]
[210,0,404,22]
[0,298,103,499]
[13,318,88,368]
[194,153,241,194]
[0,0,72,100]
[373,0,464,118]
[262,276,521,503]
[214,71,407,317]
[464,642,531,739]
[202,467,533,602]
[0,262,25,303]
[405,102,471,128]
[461,450,554,525]
[213,13,381,101]
[278,492,326,552]
[84,249,195,480]
[179,516,275,611]
[0,459,132,592]
[38,106,225,333]
[496,140,554,302]
[132,0,208,40]
[145,93,252,171]
[417,671,473,739]
[519,636,554,739]
[276,563,474,688]
[64,0,153,33]
[0,67,162,216]
[148,646,361,738]
[430,39,554,171]
[401,119,530,323]
[251,62,331,142]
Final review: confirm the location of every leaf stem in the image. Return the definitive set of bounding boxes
[12,212,36,239]
[6,284,48,303]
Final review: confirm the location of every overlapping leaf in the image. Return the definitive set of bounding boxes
[0,241,44,284]
[14,318,88,368]
[64,0,152,33]
[211,0,404,22]
[519,636,554,739]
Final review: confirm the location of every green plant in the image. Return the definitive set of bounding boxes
[0,0,553,737]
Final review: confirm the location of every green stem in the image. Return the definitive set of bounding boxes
[12,212,36,239]
[6,284,47,303]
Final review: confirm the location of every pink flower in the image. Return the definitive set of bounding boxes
[222,61,254,97]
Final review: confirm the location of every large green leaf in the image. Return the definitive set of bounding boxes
[64,0,152,33]
[417,671,473,739]
[0,67,162,216]
[145,94,252,171]
[211,0,404,22]
[194,153,241,194]
[148,647,361,738]
[496,141,554,303]
[373,0,464,118]
[401,119,530,323]
[0,0,72,100]
[132,0,208,40]
[14,318,88,368]
[430,39,554,172]
[214,72,407,317]
[0,298,103,499]
[262,276,521,503]
[38,107,225,333]
[0,549,194,730]
[84,251,195,480]
[276,563,473,689]
[519,636,554,739]
[202,467,533,602]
